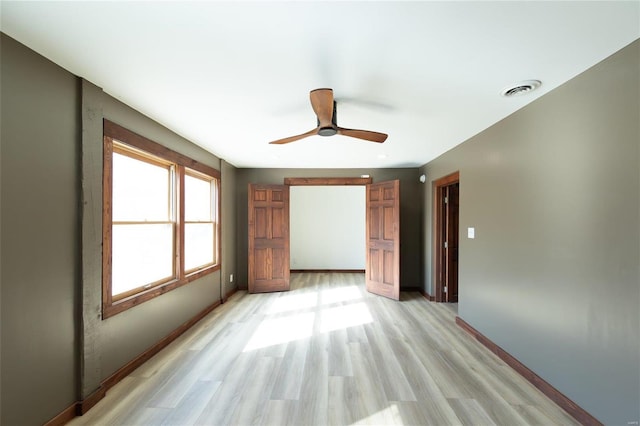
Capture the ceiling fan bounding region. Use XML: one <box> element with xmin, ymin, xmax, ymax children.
<box><xmin>269</xmin><ymin>88</ymin><xmax>388</xmax><ymax>145</ymax></box>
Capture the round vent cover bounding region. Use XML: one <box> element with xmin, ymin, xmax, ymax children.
<box><xmin>501</xmin><ymin>80</ymin><xmax>542</xmax><ymax>97</ymax></box>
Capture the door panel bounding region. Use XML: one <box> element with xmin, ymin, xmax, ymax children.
<box><xmin>254</xmin><ymin>249</ymin><xmax>269</xmax><ymax>280</ymax></box>
<box><xmin>272</xmin><ymin>207</ymin><xmax>285</xmax><ymax>238</ymax></box>
<box><xmin>369</xmin><ymin>249</ymin><xmax>380</xmax><ymax>282</ymax></box>
<box><xmin>383</xmin><ymin>206</ymin><xmax>395</xmax><ymax>240</ymax></box>
<box><xmin>383</xmin><ymin>186</ymin><xmax>395</xmax><ymax>200</ymax></box>
<box><xmin>248</xmin><ymin>184</ymin><xmax>290</xmax><ymax>293</ymax></box>
<box><xmin>366</xmin><ymin>180</ymin><xmax>400</xmax><ymax>300</ymax></box>
<box><xmin>254</xmin><ymin>207</ymin><xmax>267</xmax><ymax>238</ymax></box>
<box><xmin>272</xmin><ymin>248</ymin><xmax>286</xmax><ymax>279</ymax></box>
<box><xmin>254</xmin><ymin>189</ymin><xmax>267</xmax><ymax>201</ymax></box>
<box><xmin>383</xmin><ymin>250</ymin><xmax>394</xmax><ymax>284</ymax></box>
<box><xmin>369</xmin><ymin>207</ymin><xmax>381</xmax><ymax>239</ymax></box>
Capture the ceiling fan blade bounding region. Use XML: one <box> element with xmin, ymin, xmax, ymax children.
<box><xmin>336</xmin><ymin>127</ymin><xmax>388</xmax><ymax>143</ymax></box>
<box><xmin>309</xmin><ymin>88</ymin><xmax>334</xmax><ymax>128</ymax></box>
<box><xmin>268</xmin><ymin>128</ymin><xmax>318</xmax><ymax>145</ymax></box>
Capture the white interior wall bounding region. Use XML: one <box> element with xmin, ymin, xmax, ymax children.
<box><xmin>290</xmin><ymin>186</ymin><xmax>365</xmax><ymax>270</ymax></box>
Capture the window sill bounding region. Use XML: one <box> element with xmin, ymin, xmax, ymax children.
<box><xmin>103</xmin><ymin>263</ymin><xmax>221</xmax><ymax>320</ymax></box>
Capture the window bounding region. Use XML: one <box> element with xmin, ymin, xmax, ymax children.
<box><xmin>184</xmin><ymin>170</ymin><xmax>218</xmax><ymax>272</ymax></box>
<box><xmin>103</xmin><ymin>120</ymin><xmax>220</xmax><ymax>318</ymax></box>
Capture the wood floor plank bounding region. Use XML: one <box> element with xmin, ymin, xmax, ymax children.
<box><xmin>146</xmin><ymin>350</ymin><xmax>203</xmax><ymax>408</ymax></box>
<box><xmin>362</xmin><ymin>323</ymin><xmax>417</xmax><ymax>402</ymax></box>
<box><xmin>128</xmin><ymin>333</ymin><xmax>199</xmax><ymax>380</ymax></box>
<box><xmin>198</xmin><ymin>315</ymin><xmax>262</xmax><ymax>382</ymax></box>
<box><xmin>349</xmin><ymin>341</ymin><xmax>395</xmax><ymax>420</ymax></box>
<box><xmin>260</xmin><ymin>400</ymin><xmax>297</xmax><ymax>426</ymax></box>
<box><xmin>386</xmin><ymin>332</ymin><xmax>463</xmax><ymax>425</ymax></box>
<box><xmin>292</xmin><ymin>331</ymin><xmax>329</xmax><ymax>426</ymax></box>
<box><xmin>448</xmin><ymin>398</ymin><xmax>498</xmax><ymax>426</ymax></box>
<box><xmin>227</xmin><ymin>356</ymin><xmax>282</xmax><ymax>426</ymax></box>
<box><xmin>122</xmin><ymin>407</ymin><xmax>171</xmax><ymax>425</ymax></box>
<box><xmin>270</xmin><ymin>337</ymin><xmax>309</xmax><ymax>400</ymax></box>
<box><xmin>69</xmin><ymin>273</ymin><xmax>579</xmax><ymax>426</ymax></box>
<box><xmin>474</xmin><ymin>398</ymin><xmax>532</xmax><ymax>426</ymax></box>
<box><xmin>327</xmin><ymin>328</ymin><xmax>354</xmax><ymax>377</ymax></box>
<box><xmin>512</xmin><ymin>403</ymin><xmax>579</xmax><ymax>426</ymax></box>
<box><xmin>346</xmin><ymin>323</ymin><xmax>369</xmax><ymax>344</ymax></box>
<box><xmin>394</xmin><ymin>401</ymin><xmax>437</xmax><ymax>426</ymax></box>
<box><xmin>193</xmin><ymin>351</ymin><xmax>258</xmax><ymax>425</ymax></box>
<box><xmin>93</xmin><ymin>376</ymin><xmax>167</xmax><ymax>425</ymax></box>
<box><xmin>469</xmin><ymin>360</ymin><xmax>543</xmax><ymax>406</ymax></box>
<box><xmin>160</xmin><ymin>380</ymin><xmax>221</xmax><ymax>426</ymax></box>
<box><xmin>327</xmin><ymin>376</ymin><xmax>361</xmax><ymax>425</ymax></box>
<box><xmin>69</xmin><ymin>377</ymin><xmax>141</xmax><ymax>425</ymax></box>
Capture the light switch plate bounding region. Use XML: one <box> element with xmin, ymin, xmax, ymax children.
<box><xmin>468</xmin><ymin>227</ymin><xmax>475</xmax><ymax>239</ymax></box>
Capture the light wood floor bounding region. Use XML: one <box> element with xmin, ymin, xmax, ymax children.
<box><xmin>70</xmin><ymin>273</ymin><xmax>578</xmax><ymax>425</ymax></box>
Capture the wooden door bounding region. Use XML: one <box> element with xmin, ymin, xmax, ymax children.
<box><xmin>365</xmin><ymin>180</ymin><xmax>400</xmax><ymax>300</ymax></box>
<box><xmin>248</xmin><ymin>184</ymin><xmax>290</xmax><ymax>293</ymax></box>
<box><xmin>433</xmin><ymin>172</ymin><xmax>459</xmax><ymax>302</ymax></box>
<box><xmin>446</xmin><ymin>183</ymin><xmax>459</xmax><ymax>302</ymax></box>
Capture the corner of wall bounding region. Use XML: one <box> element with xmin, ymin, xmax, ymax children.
<box><xmin>79</xmin><ymin>78</ymin><xmax>105</xmax><ymax>398</ymax></box>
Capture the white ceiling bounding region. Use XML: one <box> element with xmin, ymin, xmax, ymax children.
<box><xmin>2</xmin><ymin>1</ymin><xmax>639</xmax><ymax>169</ymax></box>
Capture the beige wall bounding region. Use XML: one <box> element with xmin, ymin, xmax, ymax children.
<box><xmin>420</xmin><ymin>40</ymin><xmax>640</xmax><ymax>424</ymax></box>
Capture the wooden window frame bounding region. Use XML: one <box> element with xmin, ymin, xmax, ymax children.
<box><xmin>102</xmin><ymin>120</ymin><xmax>221</xmax><ymax>319</ymax></box>
<box><xmin>184</xmin><ymin>168</ymin><xmax>220</xmax><ymax>274</ymax></box>
<box><xmin>110</xmin><ymin>144</ymin><xmax>177</xmax><ymax>303</ymax></box>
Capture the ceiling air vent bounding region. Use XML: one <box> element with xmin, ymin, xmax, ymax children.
<box><xmin>500</xmin><ymin>80</ymin><xmax>541</xmax><ymax>97</ymax></box>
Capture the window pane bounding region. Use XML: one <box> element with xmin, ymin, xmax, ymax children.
<box><xmin>113</xmin><ymin>152</ymin><xmax>170</xmax><ymax>221</ymax></box>
<box><xmin>185</xmin><ymin>174</ymin><xmax>212</xmax><ymax>221</ymax></box>
<box><xmin>112</xmin><ymin>224</ymin><xmax>174</xmax><ymax>296</ymax></box>
<box><xmin>185</xmin><ymin>223</ymin><xmax>214</xmax><ymax>271</ymax></box>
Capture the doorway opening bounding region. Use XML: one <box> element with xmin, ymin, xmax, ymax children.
<box><xmin>433</xmin><ymin>172</ymin><xmax>459</xmax><ymax>303</ymax></box>
<box><xmin>289</xmin><ymin>185</ymin><xmax>365</xmax><ymax>272</ymax></box>
<box><xmin>248</xmin><ymin>177</ymin><xmax>401</xmax><ymax>300</ymax></box>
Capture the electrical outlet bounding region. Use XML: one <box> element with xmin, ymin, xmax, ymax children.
<box><xmin>229</xmin><ymin>274</ymin><xmax>234</xmax><ymax>283</ymax></box>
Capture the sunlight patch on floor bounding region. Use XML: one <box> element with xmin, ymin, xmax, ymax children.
<box><xmin>243</xmin><ymin>312</ymin><xmax>315</xmax><ymax>352</ymax></box>
<box><xmin>320</xmin><ymin>302</ymin><xmax>373</xmax><ymax>333</ymax></box>
<box><xmin>245</xmin><ymin>282</ymin><xmax>372</xmax><ymax>352</ymax></box>
<box><xmin>352</xmin><ymin>403</ymin><xmax>401</xmax><ymax>425</ymax></box>
<box><xmin>320</xmin><ymin>285</ymin><xmax>362</xmax><ymax>305</ymax></box>
<box><xmin>267</xmin><ymin>292</ymin><xmax>318</xmax><ymax>314</ymax></box>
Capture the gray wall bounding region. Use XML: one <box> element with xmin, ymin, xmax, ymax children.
<box><xmin>85</xmin><ymin>83</ymin><xmax>228</xmax><ymax>388</ymax></box>
<box><xmin>420</xmin><ymin>40</ymin><xmax>640</xmax><ymax>424</ymax></box>
<box><xmin>1</xmin><ymin>34</ymin><xmax>239</xmax><ymax>424</ymax></box>
<box><xmin>236</xmin><ymin>168</ymin><xmax>421</xmax><ymax>289</ymax></box>
<box><xmin>1</xmin><ymin>34</ymin><xmax>79</xmax><ymax>425</ymax></box>
<box><xmin>221</xmin><ymin>159</ymin><xmax>238</xmax><ymax>298</ymax></box>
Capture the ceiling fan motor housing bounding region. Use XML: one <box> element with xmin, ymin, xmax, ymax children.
<box><xmin>318</xmin><ymin>127</ymin><xmax>337</xmax><ymax>136</ymax></box>
<box><xmin>317</xmin><ymin>101</ymin><xmax>338</xmax><ymax>136</ymax></box>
